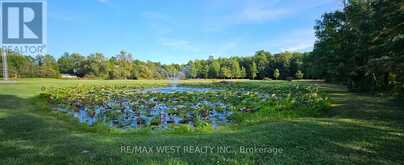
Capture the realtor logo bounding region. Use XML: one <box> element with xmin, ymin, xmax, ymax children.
<box><xmin>1</xmin><ymin>0</ymin><xmax>47</xmax><ymax>45</ymax></box>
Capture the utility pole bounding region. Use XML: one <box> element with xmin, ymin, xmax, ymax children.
<box><xmin>2</xmin><ymin>50</ymin><xmax>8</xmax><ymax>81</ymax></box>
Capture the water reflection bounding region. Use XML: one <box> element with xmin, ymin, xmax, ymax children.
<box><xmin>58</xmin><ymin>87</ymin><xmax>232</xmax><ymax>129</ymax></box>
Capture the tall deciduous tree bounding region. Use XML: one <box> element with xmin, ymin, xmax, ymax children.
<box><xmin>39</xmin><ymin>55</ymin><xmax>59</xmax><ymax>78</ymax></box>
<box><xmin>208</xmin><ymin>60</ymin><xmax>221</xmax><ymax>78</ymax></box>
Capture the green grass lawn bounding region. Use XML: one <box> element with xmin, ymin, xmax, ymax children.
<box><xmin>0</xmin><ymin>79</ymin><xmax>403</xmax><ymax>164</ymax></box>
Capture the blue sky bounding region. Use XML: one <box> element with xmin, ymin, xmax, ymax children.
<box><xmin>47</xmin><ymin>0</ymin><xmax>343</xmax><ymax>64</ymax></box>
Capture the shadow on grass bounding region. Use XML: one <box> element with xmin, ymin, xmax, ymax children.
<box><xmin>324</xmin><ymin>87</ymin><xmax>404</xmax><ymax>128</ymax></box>
<box><xmin>0</xmin><ymin>95</ymin><xmax>124</xmax><ymax>164</ymax></box>
<box><xmin>0</xmin><ymin>95</ymin><xmax>29</xmax><ymax>110</ymax></box>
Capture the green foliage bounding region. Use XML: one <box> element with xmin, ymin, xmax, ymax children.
<box><xmin>57</xmin><ymin>53</ymin><xmax>86</xmax><ymax>76</ymax></box>
<box><xmin>273</xmin><ymin>69</ymin><xmax>280</xmax><ymax>80</ymax></box>
<box><xmin>220</xmin><ymin>66</ymin><xmax>232</xmax><ymax>79</ymax></box>
<box><xmin>38</xmin><ymin>55</ymin><xmax>60</xmax><ymax>78</ymax></box>
<box><xmin>110</xmin><ymin>50</ymin><xmax>133</xmax><ymax>79</ymax></box>
<box><xmin>189</xmin><ymin>62</ymin><xmax>198</xmax><ymax>78</ymax></box>
<box><xmin>0</xmin><ymin>50</ymin><xmax>36</xmax><ymax>78</ymax></box>
<box><xmin>208</xmin><ymin>60</ymin><xmax>221</xmax><ymax>78</ymax></box>
<box><xmin>254</xmin><ymin>50</ymin><xmax>270</xmax><ymax>79</ymax></box>
<box><xmin>170</xmin><ymin>124</ymin><xmax>193</xmax><ymax>134</ymax></box>
<box><xmin>250</xmin><ymin>62</ymin><xmax>258</xmax><ymax>80</ymax></box>
<box><xmin>241</xmin><ymin>67</ymin><xmax>247</xmax><ymax>78</ymax></box>
<box><xmin>2</xmin><ymin>48</ymin><xmax>308</xmax><ymax>81</ymax></box>
<box><xmin>86</xmin><ymin>53</ymin><xmax>110</xmax><ymax>79</ymax></box>
<box><xmin>311</xmin><ymin>0</ymin><xmax>404</xmax><ymax>94</ymax></box>
<box><xmin>295</xmin><ymin>70</ymin><xmax>304</xmax><ymax>79</ymax></box>
<box><xmin>138</xmin><ymin>64</ymin><xmax>154</xmax><ymax>79</ymax></box>
<box><xmin>230</xmin><ymin>58</ymin><xmax>241</xmax><ymax>78</ymax></box>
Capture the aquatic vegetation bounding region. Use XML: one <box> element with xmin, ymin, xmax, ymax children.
<box><xmin>40</xmin><ymin>83</ymin><xmax>330</xmax><ymax>129</ymax></box>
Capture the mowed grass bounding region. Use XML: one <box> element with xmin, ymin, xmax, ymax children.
<box><xmin>0</xmin><ymin>79</ymin><xmax>403</xmax><ymax>164</ymax></box>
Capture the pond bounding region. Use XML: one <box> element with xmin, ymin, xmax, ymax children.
<box><xmin>141</xmin><ymin>86</ymin><xmax>222</xmax><ymax>93</ymax></box>
<box><xmin>43</xmin><ymin>83</ymin><xmax>330</xmax><ymax>130</ymax></box>
<box><xmin>56</xmin><ymin>86</ymin><xmax>232</xmax><ymax>129</ymax></box>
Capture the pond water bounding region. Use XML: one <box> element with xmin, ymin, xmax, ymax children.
<box><xmin>58</xmin><ymin>86</ymin><xmax>232</xmax><ymax>129</ymax></box>
<box><xmin>142</xmin><ymin>86</ymin><xmax>221</xmax><ymax>93</ymax></box>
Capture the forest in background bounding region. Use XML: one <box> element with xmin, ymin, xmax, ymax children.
<box><xmin>1</xmin><ymin>0</ymin><xmax>403</xmax><ymax>95</ymax></box>
<box><xmin>0</xmin><ymin>49</ymin><xmax>308</xmax><ymax>80</ymax></box>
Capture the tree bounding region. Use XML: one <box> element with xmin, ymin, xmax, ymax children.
<box><xmin>38</xmin><ymin>55</ymin><xmax>59</xmax><ymax>78</ymax></box>
<box><xmin>189</xmin><ymin>62</ymin><xmax>198</xmax><ymax>79</ymax></box>
<box><xmin>114</xmin><ymin>50</ymin><xmax>133</xmax><ymax>79</ymax></box>
<box><xmin>201</xmin><ymin>64</ymin><xmax>209</xmax><ymax>79</ymax></box>
<box><xmin>274</xmin><ymin>52</ymin><xmax>292</xmax><ymax>79</ymax></box>
<box><xmin>241</xmin><ymin>67</ymin><xmax>247</xmax><ymax>79</ymax></box>
<box><xmin>295</xmin><ymin>70</ymin><xmax>304</xmax><ymax>79</ymax></box>
<box><xmin>3</xmin><ymin>51</ymin><xmax>35</xmax><ymax>78</ymax></box>
<box><xmin>273</xmin><ymin>68</ymin><xmax>280</xmax><ymax>80</ymax></box>
<box><xmin>230</xmin><ymin>59</ymin><xmax>241</xmax><ymax>79</ymax></box>
<box><xmin>254</xmin><ymin>50</ymin><xmax>270</xmax><ymax>79</ymax></box>
<box><xmin>57</xmin><ymin>53</ymin><xmax>86</xmax><ymax>76</ymax></box>
<box><xmin>208</xmin><ymin>60</ymin><xmax>220</xmax><ymax>78</ymax></box>
<box><xmin>85</xmin><ymin>53</ymin><xmax>109</xmax><ymax>79</ymax></box>
<box><xmin>289</xmin><ymin>52</ymin><xmax>303</xmax><ymax>77</ymax></box>
<box><xmin>138</xmin><ymin>65</ymin><xmax>153</xmax><ymax>79</ymax></box>
<box><xmin>107</xmin><ymin>58</ymin><xmax>120</xmax><ymax>79</ymax></box>
<box><xmin>220</xmin><ymin>67</ymin><xmax>232</xmax><ymax>79</ymax></box>
<box><xmin>250</xmin><ymin>62</ymin><xmax>258</xmax><ymax>80</ymax></box>
<box><xmin>57</xmin><ymin>53</ymin><xmax>74</xmax><ymax>74</ymax></box>
<box><xmin>311</xmin><ymin>0</ymin><xmax>404</xmax><ymax>94</ymax></box>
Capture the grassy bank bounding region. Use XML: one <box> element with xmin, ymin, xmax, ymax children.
<box><xmin>0</xmin><ymin>79</ymin><xmax>403</xmax><ymax>164</ymax></box>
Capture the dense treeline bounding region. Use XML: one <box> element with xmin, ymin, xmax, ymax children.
<box><xmin>307</xmin><ymin>0</ymin><xmax>403</xmax><ymax>94</ymax></box>
<box><xmin>0</xmin><ymin>51</ymin><xmax>60</xmax><ymax>78</ymax></box>
<box><xmin>187</xmin><ymin>51</ymin><xmax>309</xmax><ymax>80</ymax></box>
<box><xmin>0</xmin><ymin>49</ymin><xmax>309</xmax><ymax>80</ymax></box>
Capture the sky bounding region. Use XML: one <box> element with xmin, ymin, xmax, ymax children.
<box><xmin>47</xmin><ymin>0</ymin><xmax>343</xmax><ymax>64</ymax></box>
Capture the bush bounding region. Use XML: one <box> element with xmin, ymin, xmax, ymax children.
<box><xmin>273</xmin><ymin>69</ymin><xmax>280</xmax><ymax>80</ymax></box>
<box><xmin>295</xmin><ymin>70</ymin><xmax>304</xmax><ymax>79</ymax></box>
